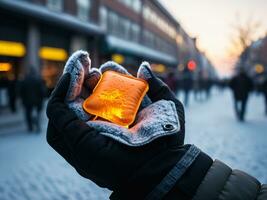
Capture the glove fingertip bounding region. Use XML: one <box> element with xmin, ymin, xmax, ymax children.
<box><xmin>99</xmin><ymin>61</ymin><xmax>129</xmax><ymax>75</ymax></box>
<box><xmin>137</xmin><ymin>61</ymin><xmax>153</xmax><ymax>80</ymax></box>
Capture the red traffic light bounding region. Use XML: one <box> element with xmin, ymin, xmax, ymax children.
<box><xmin>187</xmin><ymin>60</ymin><xmax>197</xmax><ymax>71</ymax></box>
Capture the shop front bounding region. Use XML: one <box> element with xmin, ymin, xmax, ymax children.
<box><xmin>39</xmin><ymin>27</ymin><xmax>70</xmax><ymax>95</ymax></box>
<box><xmin>0</xmin><ymin>12</ymin><xmax>27</xmax><ymax>109</ymax></box>
<box><xmin>101</xmin><ymin>35</ymin><xmax>178</xmax><ymax>76</ymax></box>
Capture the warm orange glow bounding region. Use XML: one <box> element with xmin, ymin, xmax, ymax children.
<box><xmin>39</xmin><ymin>47</ymin><xmax>67</xmax><ymax>61</ymax></box>
<box><xmin>187</xmin><ymin>60</ymin><xmax>197</xmax><ymax>71</ymax></box>
<box><xmin>0</xmin><ymin>63</ymin><xmax>12</xmax><ymax>72</ymax></box>
<box><xmin>0</xmin><ymin>40</ymin><xmax>26</xmax><ymax>57</ymax></box>
<box><xmin>151</xmin><ymin>64</ymin><xmax>166</xmax><ymax>73</ymax></box>
<box><xmin>112</xmin><ymin>54</ymin><xmax>125</xmax><ymax>64</ymax></box>
<box><xmin>83</xmin><ymin>71</ymin><xmax>149</xmax><ymax>126</ymax></box>
<box><xmin>255</xmin><ymin>64</ymin><xmax>264</xmax><ymax>74</ymax></box>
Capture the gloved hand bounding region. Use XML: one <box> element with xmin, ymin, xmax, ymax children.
<box><xmin>46</xmin><ymin>60</ymin><xmax>185</xmax><ymax>194</ymax></box>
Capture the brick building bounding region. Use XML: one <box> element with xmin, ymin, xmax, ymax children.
<box><xmin>0</xmin><ymin>0</ymin><xmax>207</xmax><ymax>96</ymax></box>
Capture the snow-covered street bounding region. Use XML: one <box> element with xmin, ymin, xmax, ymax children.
<box><xmin>185</xmin><ymin>90</ymin><xmax>267</xmax><ymax>183</ymax></box>
<box><xmin>0</xmin><ymin>89</ymin><xmax>266</xmax><ymax>199</ymax></box>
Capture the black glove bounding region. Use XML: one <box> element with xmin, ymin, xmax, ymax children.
<box><xmin>46</xmin><ymin>67</ymin><xmax>186</xmax><ymax>194</ymax></box>
<box><xmin>137</xmin><ymin>62</ymin><xmax>185</xmax><ymax>145</ymax></box>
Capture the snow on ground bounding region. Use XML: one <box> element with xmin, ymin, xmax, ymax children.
<box><xmin>183</xmin><ymin>90</ymin><xmax>267</xmax><ymax>183</ymax></box>
<box><xmin>0</xmin><ymin>89</ymin><xmax>266</xmax><ymax>199</ymax></box>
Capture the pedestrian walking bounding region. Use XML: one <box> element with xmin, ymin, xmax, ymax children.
<box><xmin>7</xmin><ymin>79</ymin><xmax>17</xmax><ymax>113</ymax></box>
<box><xmin>261</xmin><ymin>77</ymin><xmax>267</xmax><ymax>116</ymax></box>
<box><xmin>165</xmin><ymin>72</ymin><xmax>177</xmax><ymax>94</ymax></box>
<box><xmin>182</xmin><ymin>68</ymin><xmax>193</xmax><ymax>106</ymax></box>
<box><xmin>20</xmin><ymin>67</ymin><xmax>46</xmax><ymax>132</ymax></box>
<box><xmin>229</xmin><ymin>69</ymin><xmax>253</xmax><ymax>121</ymax></box>
<box><xmin>47</xmin><ymin>51</ymin><xmax>266</xmax><ymax>200</ymax></box>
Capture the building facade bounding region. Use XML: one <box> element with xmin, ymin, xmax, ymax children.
<box><xmin>0</xmin><ymin>0</ymin><xmax>214</xmax><ymax>100</ymax></box>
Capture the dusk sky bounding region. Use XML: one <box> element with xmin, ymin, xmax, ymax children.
<box><xmin>160</xmin><ymin>0</ymin><xmax>267</xmax><ymax>76</ymax></box>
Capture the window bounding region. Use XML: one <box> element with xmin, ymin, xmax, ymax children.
<box><xmin>144</xmin><ymin>30</ymin><xmax>154</xmax><ymax>48</ymax></box>
<box><xmin>116</xmin><ymin>0</ymin><xmax>142</xmax><ymax>13</ymax></box>
<box><xmin>132</xmin><ymin>0</ymin><xmax>141</xmax><ymax>13</ymax></box>
<box><xmin>120</xmin><ymin>18</ymin><xmax>131</xmax><ymax>39</ymax></box>
<box><xmin>77</xmin><ymin>0</ymin><xmax>91</xmax><ymax>21</ymax></box>
<box><xmin>143</xmin><ymin>5</ymin><xmax>177</xmax><ymax>39</ymax></box>
<box><xmin>131</xmin><ymin>23</ymin><xmax>140</xmax><ymax>42</ymax></box>
<box><xmin>47</xmin><ymin>0</ymin><xmax>63</xmax><ymax>12</ymax></box>
<box><xmin>108</xmin><ymin>12</ymin><xmax>119</xmax><ymax>36</ymax></box>
<box><xmin>124</xmin><ymin>0</ymin><xmax>132</xmax><ymax>7</ymax></box>
<box><xmin>100</xmin><ymin>6</ymin><xmax>108</xmax><ymax>30</ymax></box>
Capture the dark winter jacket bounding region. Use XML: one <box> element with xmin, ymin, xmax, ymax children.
<box><xmin>229</xmin><ymin>72</ymin><xmax>253</xmax><ymax>100</ymax></box>
<box><xmin>20</xmin><ymin>74</ymin><xmax>45</xmax><ymax>109</ymax></box>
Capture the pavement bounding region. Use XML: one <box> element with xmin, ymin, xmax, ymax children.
<box><xmin>0</xmin><ymin>89</ymin><xmax>267</xmax><ymax>200</ymax></box>
<box><xmin>0</xmin><ymin>107</ymin><xmax>24</xmax><ymax>136</ymax></box>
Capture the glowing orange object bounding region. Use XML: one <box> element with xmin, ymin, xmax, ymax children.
<box><xmin>83</xmin><ymin>71</ymin><xmax>149</xmax><ymax>126</ymax></box>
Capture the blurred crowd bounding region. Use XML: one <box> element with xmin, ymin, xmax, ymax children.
<box><xmin>0</xmin><ymin>67</ymin><xmax>46</xmax><ymax>133</ymax></box>
<box><xmin>162</xmin><ymin>68</ymin><xmax>267</xmax><ymax>122</ymax></box>
<box><xmin>1</xmin><ymin>65</ymin><xmax>267</xmax><ymax>134</ymax></box>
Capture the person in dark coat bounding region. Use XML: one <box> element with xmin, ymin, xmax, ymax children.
<box><xmin>47</xmin><ymin>67</ymin><xmax>266</xmax><ymax>200</ymax></box>
<box><xmin>229</xmin><ymin>69</ymin><xmax>253</xmax><ymax>121</ymax></box>
<box><xmin>182</xmin><ymin>68</ymin><xmax>193</xmax><ymax>107</ymax></box>
<box><xmin>20</xmin><ymin>67</ymin><xmax>45</xmax><ymax>132</ymax></box>
<box><xmin>261</xmin><ymin>78</ymin><xmax>267</xmax><ymax>116</ymax></box>
<box><xmin>165</xmin><ymin>72</ymin><xmax>177</xmax><ymax>94</ymax></box>
<box><xmin>7</xmin><ymin>79</ymin><xmax>18</xmax><ymax>113</ymax></box>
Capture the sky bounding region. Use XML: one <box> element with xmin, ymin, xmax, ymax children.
<box><xmin>160</xmin><ymin>0</ymin><xmax>267</xmax><ymax>76</ymax></box>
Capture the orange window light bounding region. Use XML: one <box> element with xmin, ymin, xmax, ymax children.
<box><xmin>0</xmin><ymin>63</ymin><xmax>12</xmax><ymax>72</ymax></box>
<box><xmin>83</xmin><ymin>71</ymin><xmax>149</xmax><ymax>126</ymax></box>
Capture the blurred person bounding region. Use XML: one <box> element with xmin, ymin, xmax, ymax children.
<box><xmin>194</xmin><ymin>77</ymin><xmax>206</xmax><ymax>102</ymax></box>
<box><xmin>7</xmin><ymin>79</ymin><xmax>17</xmax><ymax>113</ymax></box>
<box><xmin>0</xmin><ymin>77</ymin><xmax>8</xmax><ymax>110</ymax></box>
<box><xmin>20</xmin><ymin>67</ymin><xmax>46</xmax><ymax>132</ymax></box>
<box><xmin>229</xmin><ymin>69</ymin><xmax>253</xmax><ymax>121</ymax></box>
<box><xmin>261</xmin><ymin>77</ymin><xmax>267</xmax><ymax>116</ymax></box>
<box><xmin>46</xmin><ymin>52</ymin><xmax>266</xmax><ymax>200</ymax></box>
<box><xmin>204</xmin><ymin>79</ymin><xmax>212</xmax><ymax>99</ymax></box>
<box><xmin>182</xmin><ymin>67</ymin><xmax>193</xmax><ymax>106</ymax></box>
<box><xmin>165</xmin><ymin>72</ymin><xmax>177</xmax><ymax>94</ymax></box>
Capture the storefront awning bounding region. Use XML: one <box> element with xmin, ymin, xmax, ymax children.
<box><xmin>105</xmin><ymin>36</ymin><xmax>178</xmax><ymax>66</ymax></box>
<box><xmin>0</xmin><ymin>40</ymin><xmax>26</xmax><ymax>57</ymax></box>
<box><xmin>0</xmin><ymin>0</ymin><xmax>104</xmax><ymax>36</ymax></box>
<box><xmin>39</xmin><ymin>47</ymin><xmax>68</xmax><ymax>61</ymax></box>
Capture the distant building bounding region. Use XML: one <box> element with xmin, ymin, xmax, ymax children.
<box><xmin>0</xmin><ymin>0</ymin><xmax>214</xmax><ymax>94</ymax></box>
<box><xmin>237</xmin><ymin>35</ymin><xmax>267</xmax><ymax>83</ymax></box>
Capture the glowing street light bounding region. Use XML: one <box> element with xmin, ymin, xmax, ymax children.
<box><xmin>187</xmin><ymin>60</ymin><xmax>197</xmax><ymax>71</ymax></box>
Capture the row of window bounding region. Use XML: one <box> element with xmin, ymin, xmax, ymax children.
<box><xmin>100</xmin><ymin>7</ymin><xmax>176</xmax><ymax>56</ymax></box>
<box><xmin>116</xmin><ymin>0</ymin><xmax>142</xmax><ymax>13</ymax></box>
<box><xmin>45</xmin><ymin>1</ymin><xmax>176</xmax><ymax>56</ymax></box>
<box><xmin>143</xmin><ymin>30</ymin><xmax>176</xmax><ymax>56</ymax></box>
<box><xmin>100</xmin><ymin>7</ymin><xmax>140</xmax><ymax>43</ymax></box>
<box><xmin>46</xmin><ymin>0</ymin><xmax>177</xmax><ymax>43</ymax></box>
<box><xmin>47</xmin><ymin>0</ymin><xmax>91</xmax><ymax>21</ymax></box>
<box><xmin>143</xmin><ymin>5</ymin><xmax>177</xmax><ymax>39</ymax></box>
